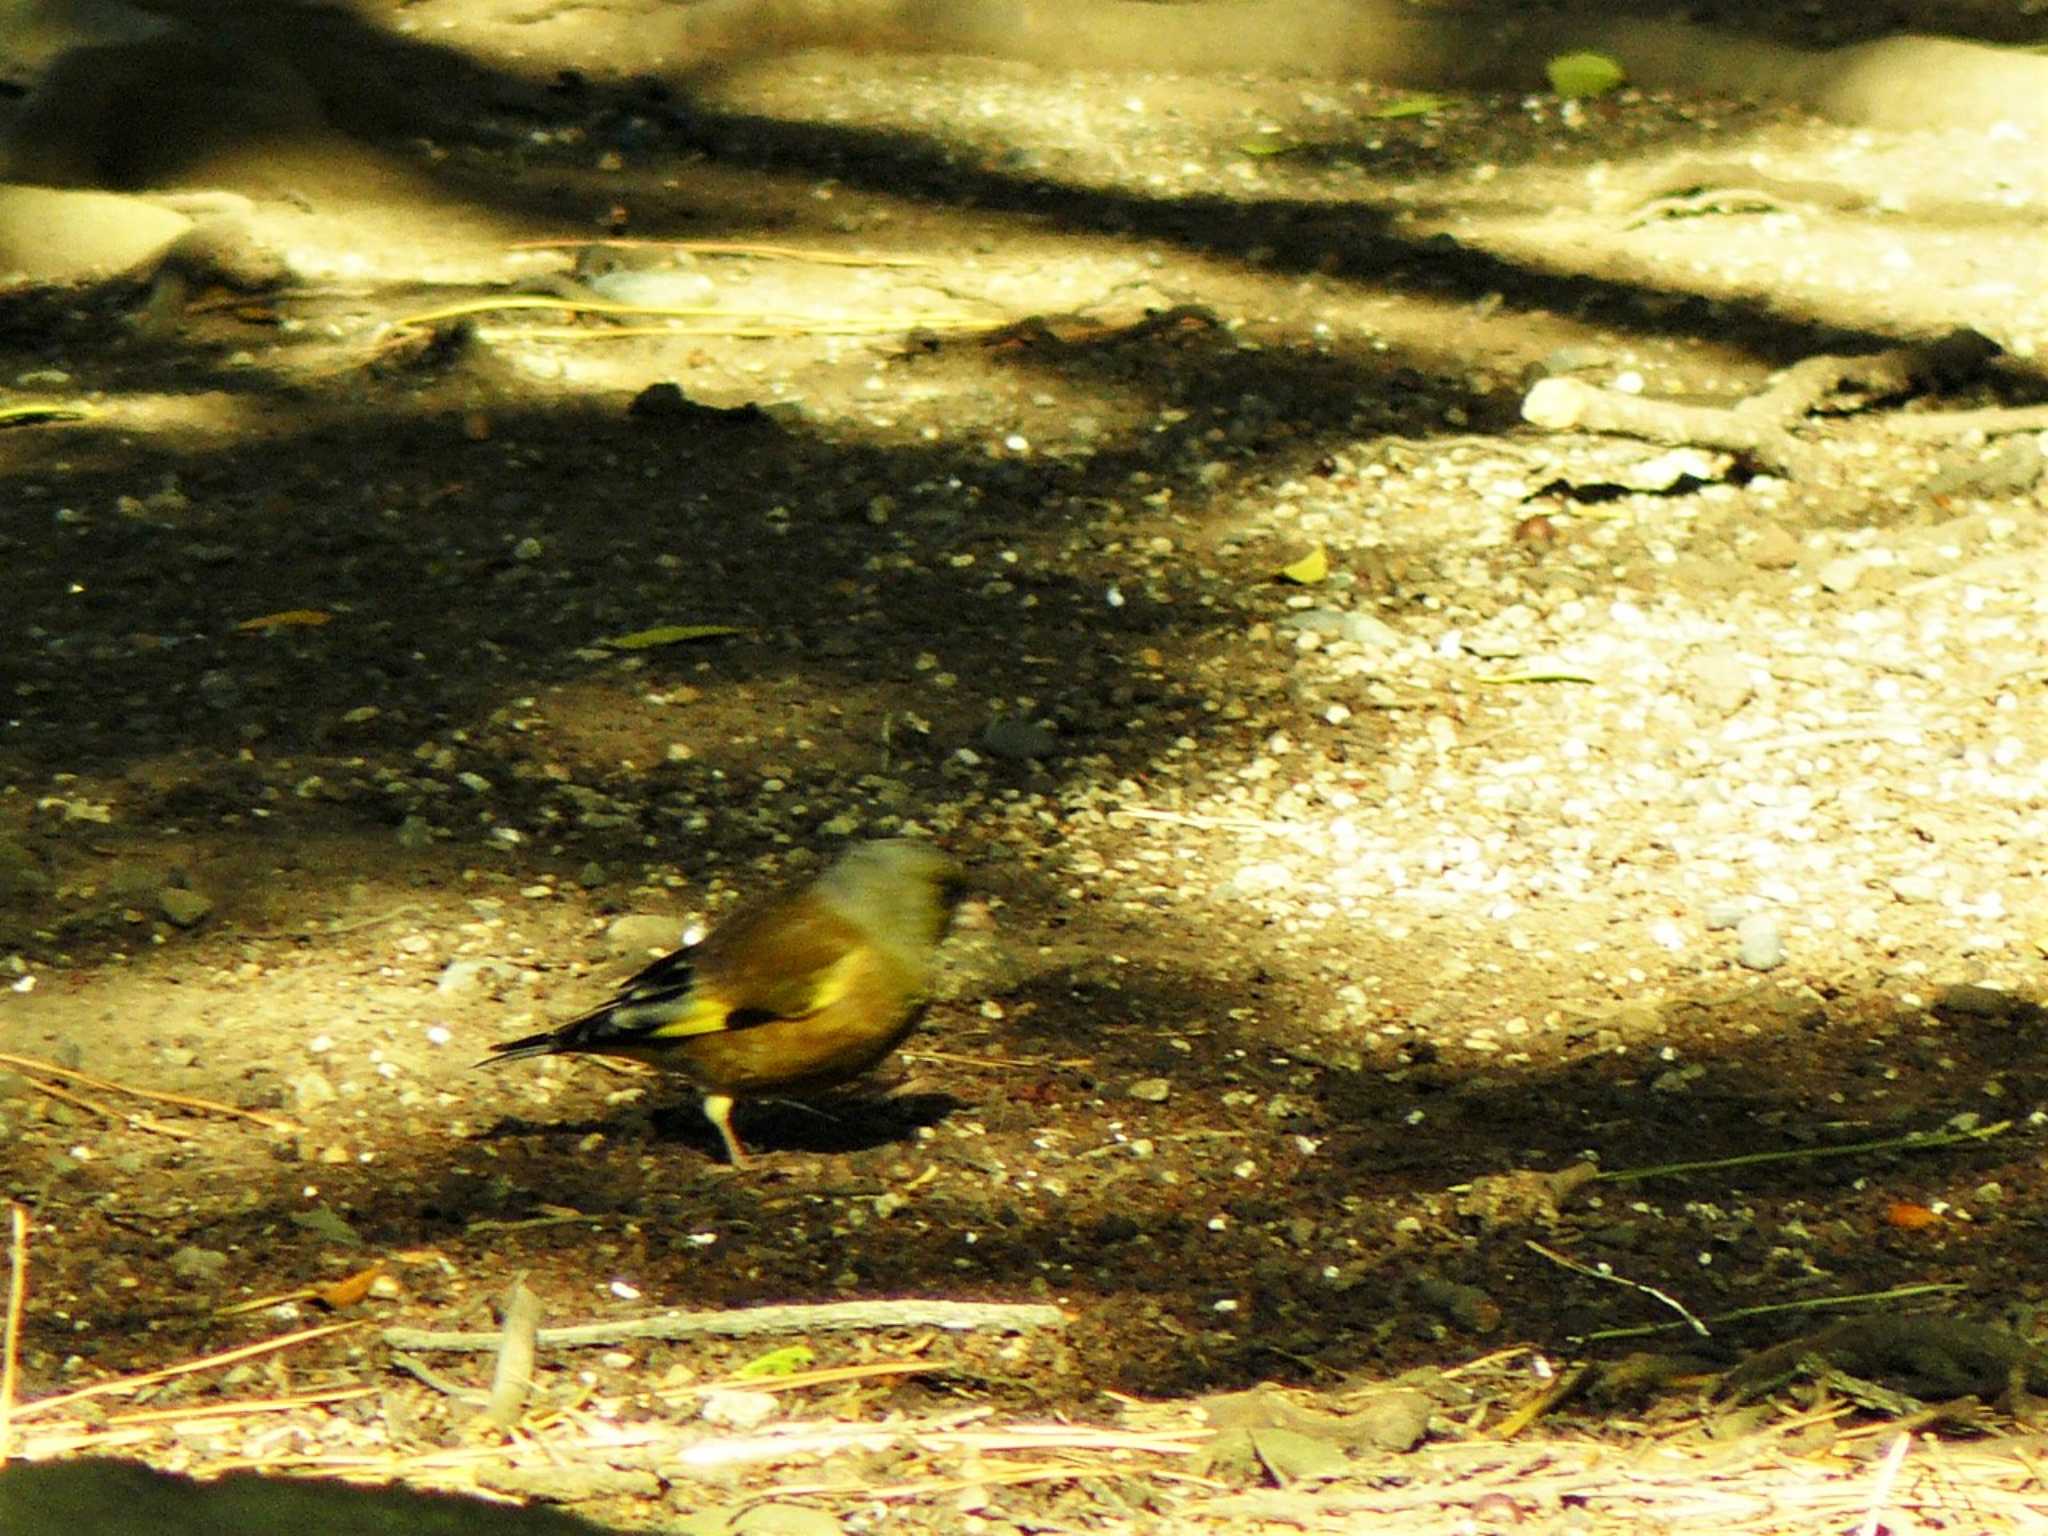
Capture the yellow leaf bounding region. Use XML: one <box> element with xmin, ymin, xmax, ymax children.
<box><xmin>239</xmin><ymin>609</ymin><xmax>333</xmax><ymax>631</ymax></box>
<box><xmin>605</xmin><ymin>624</ymin><xmax>745</xmax><ymax>649</ymax></box>
<box><xmin>1276</xmin><ymin>547</ymin><xmax>1328</xmax><ymax>585</ymax></box>
<box><xmin>1547</xmin><ymin>52</ymin><xmax>1626</xmax><ymax>100</ymax></box>
<box><xmin>736</xmin><ymin>1345</ymin><xmax>815</xmax><ymax>1378</ymax></box>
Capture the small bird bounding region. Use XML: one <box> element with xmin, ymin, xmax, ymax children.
<box><xmin>483</xmin><ymin>839</ymin><xmax>966</xmax><ymax>1165</ymax></box>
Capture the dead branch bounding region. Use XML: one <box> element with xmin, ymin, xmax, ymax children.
<box><xmin>383</xmin><ymin>1298</ymin><xmax>1067</xmax><ymax>1353</ymax></box>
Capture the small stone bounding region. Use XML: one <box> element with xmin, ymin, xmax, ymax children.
<box><xmin>291</xmin><ymin>1071</ymin><xmax>339</xmax><ymax>1112</ymax></box>
<box><xmin>606</xmin><ymin>914</ymin><xmax>685</xmax><ymax>957</ymax></box>
<box><xmin>1681</xmin><ymin>652</ymin><xmax>1754</xmax><ymax>716</ymax></box>
<box><xmin>1817</xmin><ymin>556</ymin><xmax>1863</xmax><ymax>594</ymax></box>
<box><xmin>158</xmin><ymin>887</ymin><xmax>213</xmax><ymax>928</ymax></box>
<box><xmin>169</xmin><ymin>1246</ymin><xmax>229</xmax><ymax>1284</ymax></box>
<box><xmin>1348</xmin><ymin>1386</ymin><xmax>1433</xmax><ymax>1452</ymax></box>
<box><xmin>1889</xmin><ymin>874</ymin><xmax>1940</xmax><ymax>904</ymax></box>
<box><xmin>1128</xmin><ymin>1077</ymin><xmax>1173</xmax><ymax>1103</ymax></box>
<box><xmin>1462</xmin><ymin>632</ymin><xmax>1524</xmax><ymax>661</ymax></box>
<box><xmin>1736</xmin><ymin>914</ymin><xmax>1785</xmax><ymax>971</ymax></box>
<box><xmin>1750</xmin><ymin>524</ymin><xmax>1800</xmax><ymax>570</ymax></box>
<box><xmin>1701</xmin><ymin>901</ymin><xmax>1745</xmax><ymax>932</ymax></box>
<box><xmin>699</xmin><ymin>1389</ymin><xmax>780</xmax><ymax>1430</ymax></box>
<box><xmin>290</xmin><ymin>1207</ymin><xmax>363</xmax><ymax>1246</ymax></box>
<box><xmin>437</xmin><ymin>958</ymin><xmax>513</xmax><ymax>997</ymax></box>
<box><xmin>982</xmin><ymin>716</ymin><xmax>1057</xmax><ymax>761</ymax></box>
<box><xmin>1933</xmin><ymin>983</ymin><xmax>2030</xmax><ymax>1021</ymax></box>
<box><xmin>1249</xmin><ymin>1426</ymin><xmax>1350</xmax><ymax>1483</ymax></box>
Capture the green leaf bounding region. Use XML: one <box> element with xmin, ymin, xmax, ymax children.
<box><xmin>1371</xmin><ymin>94</ymin><xmax>1451</xmax><ymax>120</ymax></box>
<box><xmin>1238</xmin><ymin>130</ymin><xmax>1303</xmax><ymax>157</ymax></box>
<box><xmin>1547</xmin><ymin>52</ymin><xmax>1626</xmax><ymax>100</ymax></box>
<box><xmin>735</xmin><ymin>1345</ymin><xmax>815</xmax><ymax>1378</ymax></box>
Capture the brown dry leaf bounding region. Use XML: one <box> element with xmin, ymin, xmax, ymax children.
<box><xmin>314</xmin><ymin>1264</ymin><xmax>386</xmax><ymax>1309</ymax></box>
<box><xmin>1885</xmin><ymin>1201</ymin><xmax>1940</xmax><ymax>1230</ymax></box>
<box><xmin>238</xmin><ymin>609</ymin><xmax>333</xmax><ymax>631</ymax></box>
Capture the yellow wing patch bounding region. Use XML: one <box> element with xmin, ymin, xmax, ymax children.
<box><xmin>635</xmin><ymin>994</ymin><xmax>737</xmax><ymax>1042</ymax></box>
<box><xmin>640</xmin><ymin>951</ymin><xmax>865</xmax><ymax>1041</ymax></box>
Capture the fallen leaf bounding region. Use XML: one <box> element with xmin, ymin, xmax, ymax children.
<box><xmin>315</xmin><ymin>1264</ymin><xmax>385</xmax><ymax>1308</ymax></box>
<box><xmin>1371</xmin><ymin>94</ymin><xmax>1451</xmax><ymax>119</ymax></box>
<box><xmin>1547</xmin><ymin>52</ymin><xmax>1626</xmax><ymax>100</ymax></box>
<box><xmin>1276</xmin><ymin>547</ymin><xmax>1328</xmax><ymax>585</ymax></box>
<box><xmin>605</xmin><ymin>624</ymin><xmax>746</xmax><ymax>649</ymax></box>
<box><xmin>239</xmin><ymin>609</ymin><xmax>333</xmax><ymax>631</ymax></box>
<box><xmin>736</xmin><ymin>1345</ymin><xmax>815</xmax><ymax>1378</ymax></box>
<box><xmin>1885</xmin><ymin>1201</ymin><xmax>1940</xmax><ymax>1230</ymax></box>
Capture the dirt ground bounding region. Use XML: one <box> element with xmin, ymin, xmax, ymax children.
<box><xmin>3</xmin><ymin>0</ymin><xmax>2048</xmax><ymax>1530</ymax></box>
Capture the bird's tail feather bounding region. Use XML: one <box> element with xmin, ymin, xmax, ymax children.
<box><xmin>476</xmin><ymin>1031</ymin><xmax>560</xmax><ymax>1066</ymax></box>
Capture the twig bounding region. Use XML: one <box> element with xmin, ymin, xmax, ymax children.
<box><xmin>0</xmin><ymin>1052</ymin><xmax>302</xmax><ymax>1133</ymax></box>
<box><xmin>507</xmin><ymin>237</ymin><xmax>936</xmax><ymax>267</ymax></box>
<box><xmin>1576</xmin><ymin>1281</ymin><xmax>1966</xmax><ymax>1344</ymax></box>
<box><xmin>1472</xmin><ymin>671</ymin><xmax>1597</xmax><ymax>687</ymax></box>
<box><xmin>1592</xmin><ymin>1120</ymin><xmax>2010</xmax><ymax>1184</ymax></box>
<box><xmin>104</xmin><ymin>1385</ymin><xmax>379</xmax><ymax>1425</ymax></box>
<box><xmin>15</xmin><ymin>1075</ymin><xmax>199</xmax><ymax>1140</ymax></box>
<box><xmin>1112</xmin><ymin>807</ymin><xmax>1305</xmax><ymax>834</ymax></box>
<box><xmin>390</xmin><ymin>1351</ymin><xmax>486</xmax><ymax>1404</ymax></box>
<box><xmin>383</xmin><ymin>1299</ymin><xmax>1067</xmax><ymax>1353</ymax></box>
<box><xmin>465</xmin><ymin>1213</ymin><xmax>609</xmax><ymax>1235</ymax></box>
<box><xmin>658</xmin><ymin>1358</ymin><xmax>949</xmax><ymax>1400</ymax></box>
<box><xmin>386</xmin><ymin>295</ymin><xmax>984</xmax><ymax>336</ymax></box>
<box><xmin>0</xmin><ymin>1205</ymin><xmax>27</xmax><ymax>1461</ymax></box>
<box><xmin>1494</xmin><ymin>1361</ymin><xmax>1595</xmax><ymax>1439</ymax></box>
<box><xmin>900</xmin><ymin>1049</ymin><xmax>1061</xmax><ymax>1071</ymax></box>
<box><xmin>782</xmin><ymin>1462</ymin><xmax>1191</xmax><ymax>1502</ymax></box>
<box><xmin>11</xmin><ymin>1321</ymin><xmax>363</xmax><ymax>1420</ymax></box>
<box><xmin>1526</xmin><ymin>1241</ymin><xmax>1708</xmax><ymax>1336</ymax></box>
<box><xmin>479</xmin><ymin>1277</ymin><xmax>542</xmax><ymax>1431</ymax></box>
<box><xmin>1858</xmin><ymin>1432</ymin><xmax>1912</xmax><ymax>1536</ymax></box>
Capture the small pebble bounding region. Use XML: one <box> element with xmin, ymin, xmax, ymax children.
<box><xmin>158</xmin><ymin>887</ymin><xmax>213</xmax><ymax>928</ymax></box>
<box><xmin>606</xmin><ymin>914</ymin><xmax>686</xmax><ymax>956</ymax></box>
<box><xmin>1817</xmin><ymin>556</ymin><xmax>1863</xmax><ymax>594</ymax></box>
<box><xmin>699</xmin><ymin>1389</ymin><xmax>780</xmax><ymax>1430</ymax></box>
<box><xmin>982</xmin><ymin>716</ymin><xmax>1057</xmax><ymax>761</ymax></box>
<box><xmin>1736</xmin><ymin>914</ymin><xmax>1785</xmax><ymax>971</ymax></box>
<box><xmin>1701</xmin><ymin>901</ymin><xmax>1745</xmax><ymax>932</ymax></box>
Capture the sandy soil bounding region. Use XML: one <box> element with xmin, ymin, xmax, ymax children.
<box><xmin>2</xmin><ymin>0</ymin><xmax>2047</xmax><ymax>1530</ymax></box>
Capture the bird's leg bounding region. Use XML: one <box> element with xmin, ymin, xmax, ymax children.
<box><xmin>702</xmin><ymin>1092</ymin><xmax>747</xmax><ymax>1166</ymax></box>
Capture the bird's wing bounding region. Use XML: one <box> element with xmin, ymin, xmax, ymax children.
<box><xmin>483</xmin><ymin>887</ymin><xmax>885</xmax><ymax>1066</ymax></box>
<box><xmin>680</xmin><ymin>900</ymin><xmax>872</xmax><ymax>1029</ymax></box>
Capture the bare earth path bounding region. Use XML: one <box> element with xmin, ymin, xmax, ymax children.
<box><xmin>1</xmin><ymin>0</ymin><xmax>2047</xmax><ymax>1529</ymax></box>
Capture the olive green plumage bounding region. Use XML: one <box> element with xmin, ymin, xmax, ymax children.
<box><xmin>485</xmin><ymin>840</ymin><xmax>966</xmax><ymax>1164</ymax></box>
